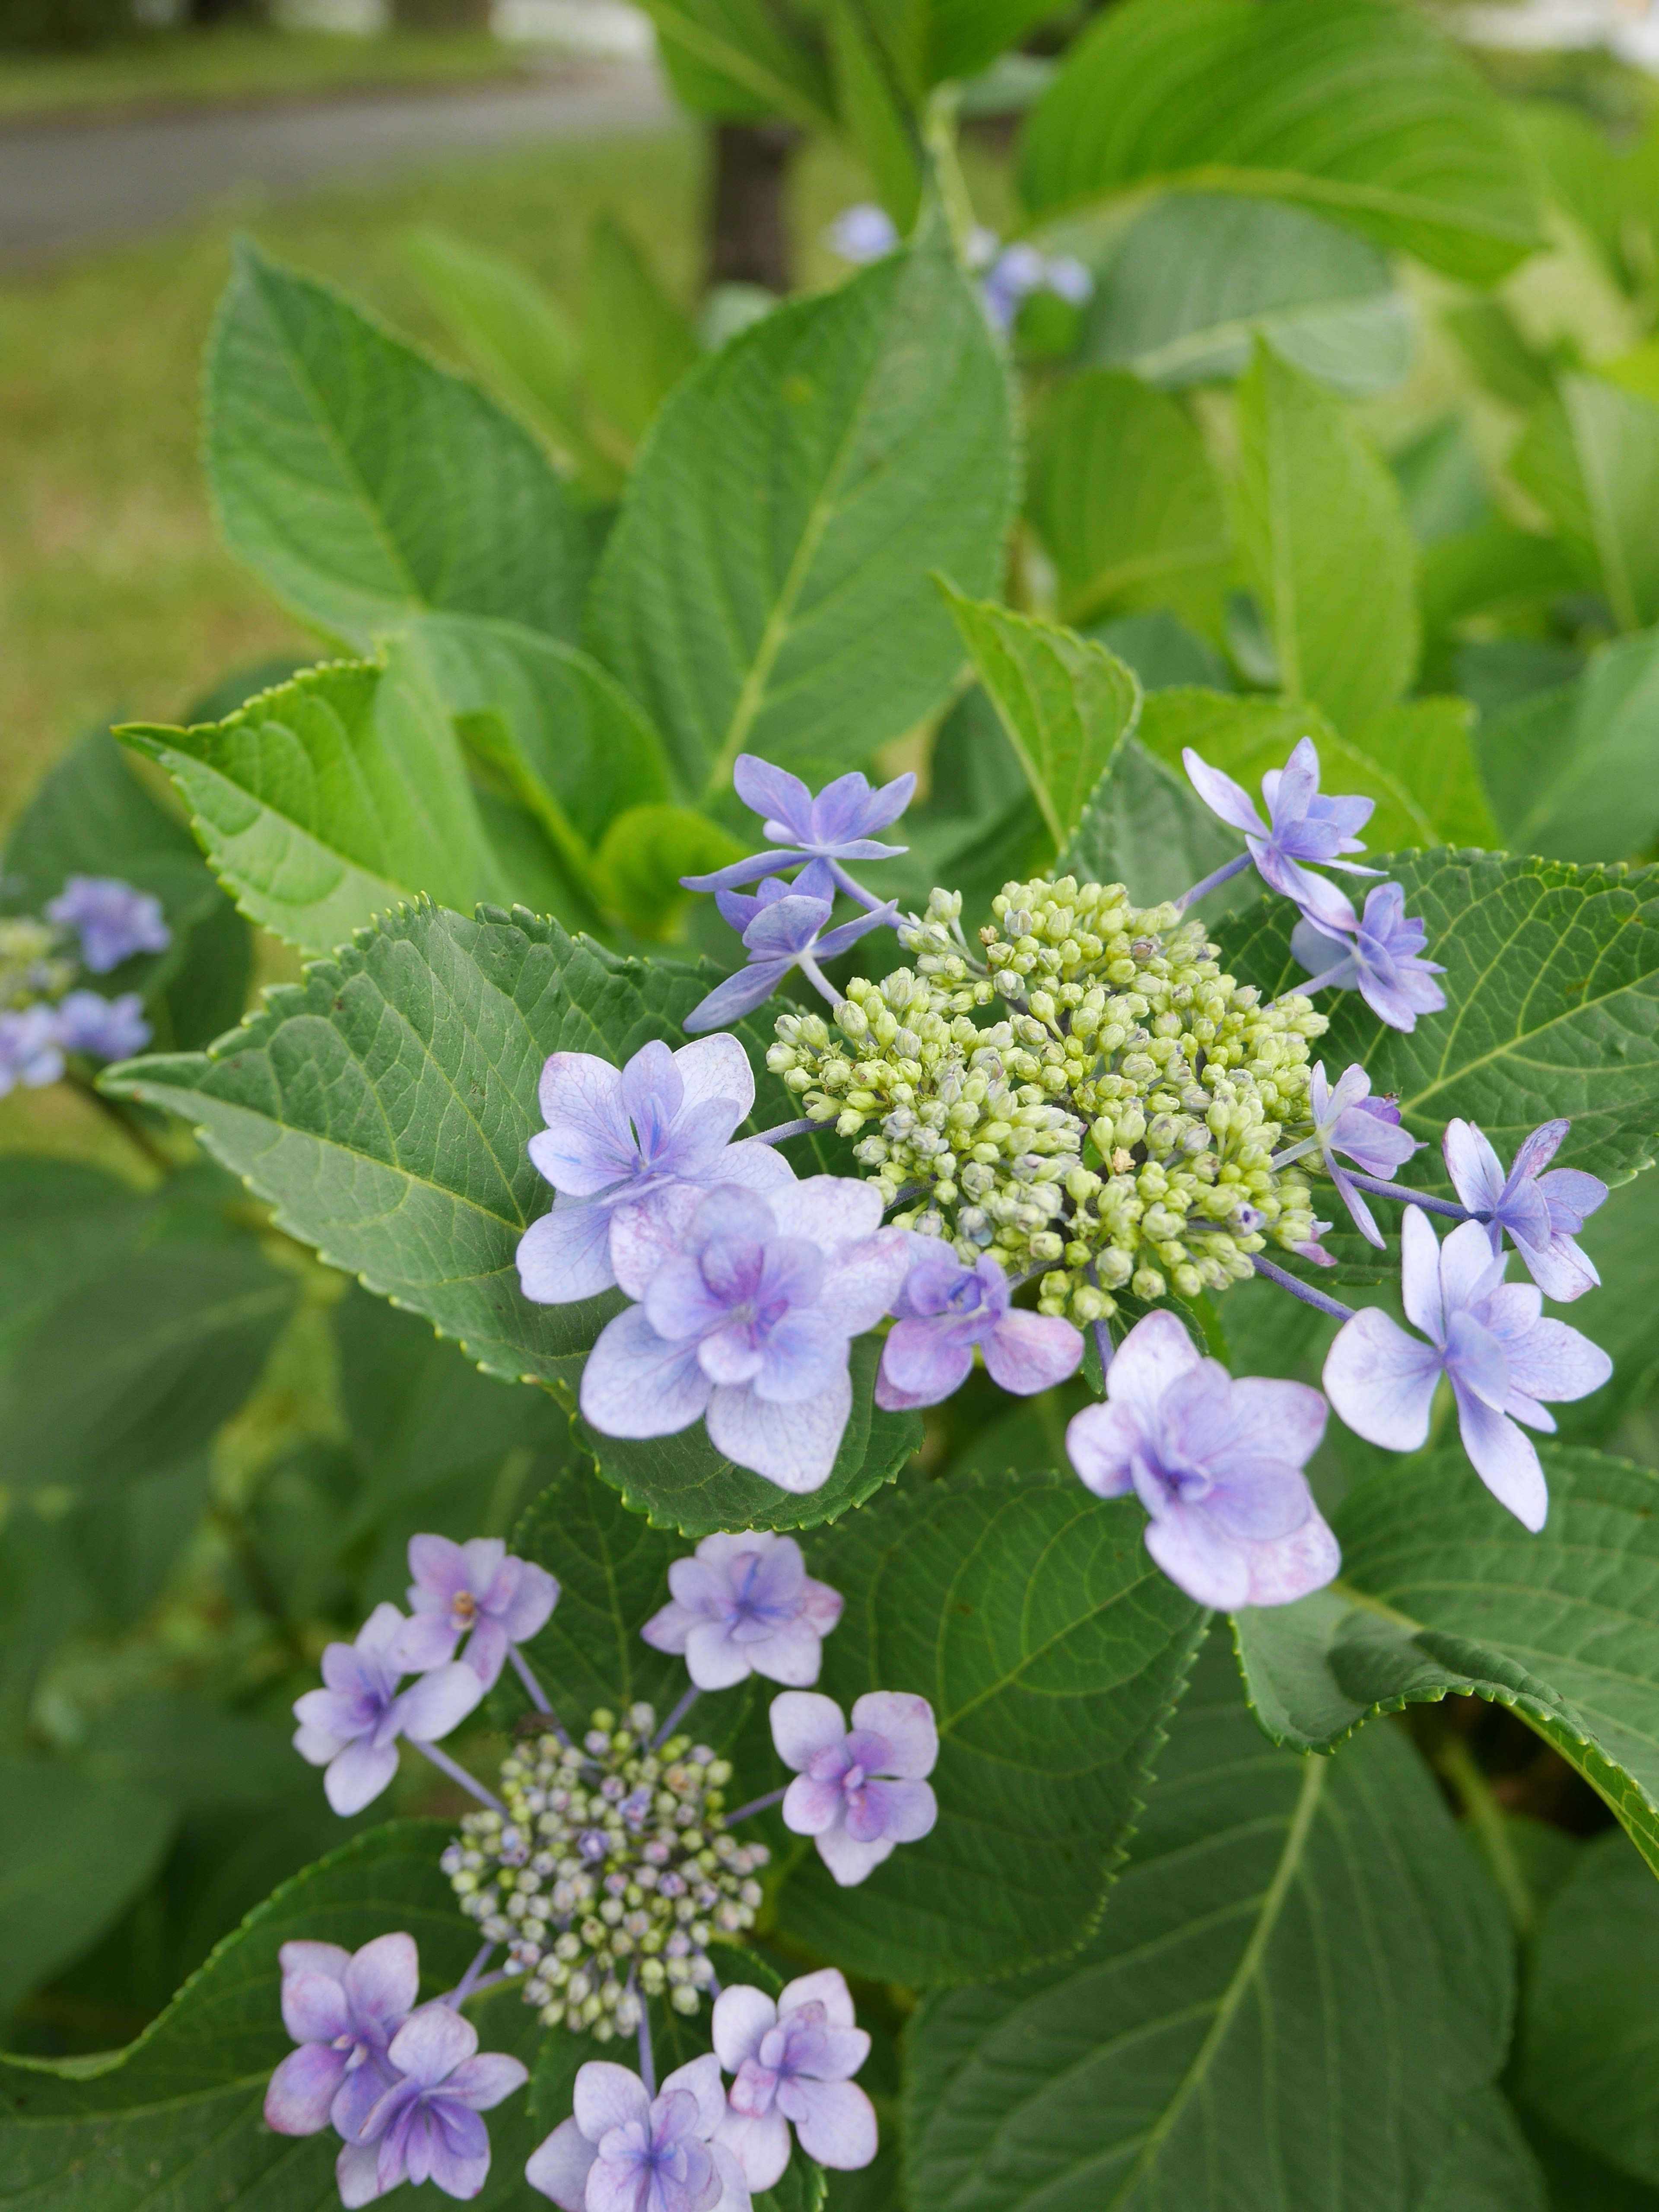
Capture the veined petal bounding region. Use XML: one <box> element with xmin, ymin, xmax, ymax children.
<box><xmin>769</xmin><ymin>1690</ymin><xmax>847</xmax><ymax>1772</ymax></box>
<box><xmin>683</xmin><ymin>960</ymin><xmax>795</xmax><ymax>1036</ymax></box>
<box><xmin>1323</xmin><ymin>1307</ymin><xmax>1442</xmax><ymax>1452</ymax></box>
<box><xmin>1106</xmin><ymin>1309</ymin><xmax>1200</xmax><ymax>1428</ymax></box>
<box><xmin>1503</xmin><ymin>1316</ymin><xmax>1612</xmax><ymax>1405</ymax></box>
<box><xmin>876</xmin><ymin>1317</ymin><xmax>976</xmax><ymax>1410</ymax></box>
<box><xmin>776</xmin><ymin>2077</ymin><xmax>878</xmax><ymax>2172</ymax></box>
<box><xmin>1399</xmin><ymin>1205</ymin><xmax>1444</xmax><ymax>1341</ymax></box>
<box><xmin>1144</xmin><ymin>1500</ymin><xmax>1251</xmax><ymax>1610</ymax></box>
<box><xmin>1452</xmin><ymin>1390</ymin><xmax>1549</xmax><ymax>1531</ymax></box>
<box><xmin>767</xmin><ymin>1176</ymin><xmax>885</xmax><ymax>1250</ymax></box>
<box><xmin>814</xmin><ymin>1824</ymin><xmax>894</xmax><ymax>1887</ymax></box>
<box><xmin>265</xmin><ymin>2043</ymin><xmax>348</xmax><ymax>2134</ymax></box>
<box><xmin>706</xmin><ymin>1373</ymin><xmax>852</xmax><ymax>1492</ymax></box>
<box><xmin>1241</xmin><ymin>1508</ymin><xmax>1341</xmax><ymax>1607</ymax></box>
<box><xmin>395</xmin><ymin>1662</ymin><xmax>484</xmax><ymax>1746</ymax></box>
<box><xmin>534</xmin><ymin>1055</ymin><xmax>635</xmax><ymax>1195</ymax></box>
<box><xmin>712</xmin><ymin>1984</ymin><xmax>779</xmax><ymax>2075</ymax></box>
<box><xmin>1065</xmin><ymin>1399</ymin><xmax>1142</xmax><ymax>1499</ymax></box>
<box><xmin>1183</xmin><ymin>749</ymin><xmax>1266</xmax><ymax>837</ymax></box>
<box><xmin>573</xmin><ymin>2061</ymin><xmax>652</xmax><ymax>2143</ymax></box>
<box><xmin>517</xmin><ymin>1198</ymin><xmax>617</xmax><ymax>1306</ymax></box>
<box><xmin>734</xmin><ymin>755</ymin><xmax>815</xmax><ymax>842</ymax></box>
<box><xmin>982</xmin><ymin>1310</ymin><xmax>1084</xmax><ymax>1395</ymax></box>
<box><xmin>525</xmin><ymin>2117</ymin><xmax>598</xmax><ymax>2210</ymax></box>
<box><xmin>849</xmin><ymin>1691</ymin><xmax>938</xmax><ymax>1779</ymax></box>
<box><xmin>581</xmin><ymin>1307</ymin><xmax>712</xmax><ymax>1439</ymax></box>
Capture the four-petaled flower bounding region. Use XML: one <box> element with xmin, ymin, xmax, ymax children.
<box><xmin>579</xmin><ymin>1182</ymin><xmax>909</xmax><ymax>1494</ymax></box>
<box><xmin>517</xmin><ymin>1037</ymin><xmax>795</xmax><ymax>1308</ymax></box>
<box><xmin>1065</xmin><ymin>1310</ymin><xmax>1339</xmax><ymax>1609</ymax></box>
<box><xmin>682</xmin><ymin>756</ymin><xmax>915</xmax><ymax>905</ymax></box>
<box><xmin>264</xmin><ymin>1933</ymin><xmax>416</xmax><ymax>2149</ymax></box>
<box><xmin>292</xmin><ymin>1603</ymin><xmax>484</xmax><ymax>1815</ymax></box>
<box><xmin>526</xmin><ymin>2055</ymin><xmax>750</xmax><ymax>2212</ymax></box>
<box><xmin>1276</xmin><ymin>1062</ymin><xmax>1422</xmax><ymax>1249</ymax></box>
<box><xmin>45</xmin><ymin>873</ymin><xmax>170</xmax><ymax>972</ymax></box>
<box><xmin>683</xmin><ymin>887</ymin><xmax>897</xmax><ymax>1037</ymax></box>
<box><xmin>1323</xmin><ymin>1209</ymin><xmax>1612</xmax><ymax>1532</ymax></box>
<box><xmin>712</xmin><ymin>1970</ymin><xmax>877</xmax><ymax>2186</ymax></box>
<box><xmin>875</xmin><ymin>1236</ymin><xmax>1083</xmax><ymax>1410</ymax></box>
<box><xmin>642</xmin><ymin>1531</ymin><xmax>842</xmax><ymax>1689</ymax></box>
<box><xmin>1183</xmin><ymin>737</ymin><xmax>1376</xmax><ymax>927</ymax></box>
<box><xmin>52</xmin><ymin>988</ymin><xmax>151</xmax><ymax>1062</ymax></box>
<box><xmin>1444</xmin><ymin>1117</ymin><xmax>1607</xmax><ymax>1303</ymax></box>
<box><xmin>1291</xmin><ymin>882</ymin><xmax>1447</xmax><ymax>1033</ymax></box>
<box><xmin>347</xmin><ymin>2001</ymin><xmax>528</xmax><ymax>2206</ymax></box>
<box><xmin>0</xmin><ymin>1005</ymin><xmax>64</xmax><ymax>1096</ymax></box>
<box><xmin>397</xmin><ymin>1535</ymin><xmax>560</xmax><ymax>1688</ymax></box>
<box><xmin>771</xmin><ymin>1689</ymin><xmax>938</xmax><ymax>1886</ymax></box>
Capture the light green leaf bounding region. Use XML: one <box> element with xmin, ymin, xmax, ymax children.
<box><xmin>583</xmin><ymin>215</ymin><xmax>700</xmax><ymax>453</ymax></box>
<box><xmin>205</xmin><ymin>238</ymin><xmax>585</xmax><ymax>651</ymax></box>
<box><xmin>1217</xmin><ymin>849</ymin><xmax>1659</xmax><ymax>1183</ymax></box>
<box><xmin>827</xmin><ymin>0</ymin><xmax>922</xmax><ymax>229</ymax></box>
<box><xmin>921</xmin><ymin>0</ymin><xmax>1072</xmax><ymax>85</ymax></box>
<box><xmin>1549</xmin><ymin>1165</ymin><xmax>1659</xmax><ymax>1444</ymax></box>
<box><xmin>904</xmin><ymin>1634</ymin><xmax>1515</xmax><ymax>2212</ymax></box>
<box><xmin>1443</xmin><ymin>297</ymin><xmax>1556</xmax><ymax>410</ymax></box>
<box><xmin>80</xmin><ymin>1692</ymin><xmax>300</xmax><ymax>1818</ymax></box>
<box><xmin>1085</xmin><ymin>191</ymin><xmax>1412</xmax><ymax>396</ymax></box>
<box><xmin>1349</xmin><ymin>695</ymin><xmax>1500</xmax><ymax>848</ymax></box>
<box><xmin>638</xmin><ymin>0</ymin><xmax>836</xmax><ymax>127</ymax></box>
<box><xmin>577</xmin><ymin>1335</ymin><xmax>921</xmax><ymax>1538</ymax></box>
<box><xmin>1233</xmin><ymin>342</ymin><xmax>1421</xmax><ymax>731</ymax></box>
<box><xmin>1479</xmin><ymin>628</ymin><xmax>1659</xmax><ymax>862</ymax></box>
<box><xmin>1019</xmin><ymin>0</ymin><xmax>1541</xmax><ymax>281</ymax></box>
<box><xmin>1232</xmin><ymin>1446</ymin><xmax>1659</xmax><ymax>1880</ymax></box>
<box><xmin>941</xmin><ymin>589</ymin><xmax>1141</xmax><ymax>853</ymax></box>
<box><xmin>590</xmin><ymin>804</ymin><xmax>747</xmax><ymax>941</ymax></box>
<box><xmin>1028</xmin><ymin>369</ymin><xmax>1231</xmax><ymax>634</ymax></box>
<box><xmin>1057</xmin><ymin>736</ymin><xmax>1246</xmax><ymax>913</ymax></box>
<box><xmin>588</xmin><ymin>221</ymin><xmax>1015</xmax><ymax>800</ymax></box>
<box><xmin>773</xmin><ymin>1473</ymin><xmax>1206</xmax><ymax>1985</ymax></box>
<box><xmin>1513</xmin><ymin>373</ymin><xmax>1659</xmax><ymax>633</ymax></box>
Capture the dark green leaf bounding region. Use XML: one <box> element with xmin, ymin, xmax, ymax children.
<box><xmin>639</xmin><ymin>0</ymin><xmax>836</xmax><ymax>127</ymax></box>
<box><xmin>79</xmin><ymin>1693</ymin><xmax>301</xmax><ymax>1818</ymax></box>
<box><xmin>1478</xmin><ymin>629</ymin><xmax>1659</xmax><ymax>862</ymax></box>
<box><xmin>0</xmin><ymin>1764</ymin><xmax>174</xmax><ymax>2021</ymax></box>
<box><xmin>1420</xmin><ymin>2090</ymin><xmax>1547</xmax><ymax>2212</ymax></box>
<box><xmin>1513</xmin><ymin>373</ymin><xmax>1659</xmax><ymax>633</ymax></box>
<box><xmin>1057</xmin><ymin>736</ymin><xmax>1246</xmax><ymax>913</ymax></box>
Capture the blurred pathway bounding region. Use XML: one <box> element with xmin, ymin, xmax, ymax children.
<box><xmin>0</xmin><ymin>60</ymin><xmax>670</xmax><ymax>267</ymax></box>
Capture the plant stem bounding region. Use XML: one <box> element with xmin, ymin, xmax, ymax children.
<box><xmin>1174</xmin><ymin>852</ymin><xmax>1252</xmax><ymax>911</ymax></box>
<box><xmin>753</xmin><ymin>1118</ymin><xmax>815</xmax><ymax>1147</ymax></box>
<box><xmin>1286</xmin><ymin>959</ymin><xmax>1354</xmax><ymax>998</ymax></box>
<box><xmin>1341</xmin><ymin>1171</ymin><xmax>1473</xmax><ymax>1224</ymax></box>
<box><xmin>652</xmin><ymin>1684</ymin><xmax>701</xmax><ymax>1750</ymax></box>
<box><xmin>724</xmin><ymin>1783</ymin><xmax>788</xmax><ymax>1823</ymax></box>
<box><xmin>830</xmin><ymin>861</ymin><xmax>887</xmax><ymax>912</ymax></box>
<box><xmin>71</xmin><ymin>1074</ymin><xmax>172</xmax><ymax>1173</ymax></box>
<box><xmin>1250</xmin><ymin>1254</ymin><xmax>1357</xmax><ymax>1322</ymax></box>
<box><xmin>1435</xmin><ymin>1736</ymin><xmax>1535</xmax><ymax>1936</ymax></box>
<box><xmin>796</xmin><ymin>952</ymin><xmax>841</xmax><ymax>1010</ymax></box>
<box><xmin>445</xmin><ymin>1944</ymin><xmax>496</xmax><ymax>2005</ymax></box>
<box><xmin>509</xmin><ymin>1647</ymin><xmax>573</xmax><ymax>1751</ymax></box>
<box><xmin>416</xmin><ymin>1740</ymin><xmax>505</xmax><ymax>1814</ymax></box>
<box><xmin>637</xmin><ymin>1983</ymin><xmax>656</xmax><ymax>2098</ymax></box>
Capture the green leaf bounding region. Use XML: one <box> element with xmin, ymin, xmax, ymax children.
<box><xmin>588</xmin><ymin>221</ymin><xmax>1014</xmax><ymax>800</ymax></box>
<box><xmin>1423</xmin><ymin>2092</ymin><xmax>1547</xmax><ymax>2212</ymax></box>
<box><xmin>1349</xmin><ymin>695</ymin><xmax>1500</xmax><ymax>849</ymax></box>
<box><xmin>1526</xmin><ymin>2115</ymin><xmax>1659</xmax><ymax>2210</ymax></box>
<box><xmin>205</xmin><ymin>238</ymin><xmax>585</xmax><ymax>652</ymax></box>
<box><xmin>590</xmin><ymin>805</ymin><xmax>747</xmax><ymax>941</ymax></box>
<box><xmin>79</xmin><ymin>1691</ymin><xmax>301</xmax><ymax>1818</ymax></box>
<box><xmin>1216</xmin><ymin>849</ymin><xmax>1659</xmax><ymax>1183</ymax></box>
<box><xmin>583</xmin><ymin>215</ymin><xmax>700</xmax><ymax>452</ymax></box>
<box><xmin>1548</xmin><ymin>1164</ymin><xmax>1659</xmax><ymax>1444</ymax></box>
<box><xmin>102</xmin><ymin>904</ymin><xmax>717</xmax><ymax>1386</ymax></box>
<box><xmin>904</xmin><ymin>1633</ymin><xmax>1515</xmax><ymax>2212</ymax></box>
<box><xmin>941</xmin><ymin>589</ymin><xmax>1141</xmax><ymax>853</ymax></box>
<box><xmin>921</xmin><ymin>0</ymin><xmax>1072</xmax><ymax>84</ymax></box>
<box><xmin>0</xmin><ymin>1506</ymin><xmax>89</xmax><ymax>1751</ymax></box>
<box><xmin>1057</xmin><ymin>736</ymin><xmax>1246</xmax><ymax>913</ymax></box>
<box><xmin>827</xmin><ymin>0</ymin><xmax>923</xmax><ymax>229</ymax></box>
<box><xmin>1233</xmin><ymin>341</ymin><xmax>1421</xmax><ymax>731</ymax></box>
<box><xmin>1517</xmin><ymin>1830</ymin><xmax>1659</xmax><ymax>2186</ymax></box>
<box><xmin>578</xmin><ymin>1333</ymin><xmax>921</xmax><ymax>1538</ymax></box>
<box><xmin>772</xmin><ymin>1472</ymin><xmax>1206</xmax><ymax>1985</ymax></box>
<box><xmin>1027</xmin><ymin>370</ymin><xmax>1231</xmax><ymax>634</ymax></box>
<box><xmin>0</xmin><ymin>1820</ymin><xmax>543</xmax><ymax>2211</ymax></box>
<box><xmin>639</xmin><ymin>0</ymin><xmax>836</xmax><ymax>127</ymax></box>
<box><xmin>1019</xmin><ymin>0</ymin><xmax>1541</xmax><ymax>281</ymax></box>
<box><xmin>1084</xmin><ymin>191</ymin><xmax>1412</xmax><ymax>397</ymax></box>
<box><xmin>1479</xmin><ymin>628</ymin><xmax>1659</xmax><ymax>862</ymax></box>
<box><xmin>1231</xmin><ymin>1446</ymin><xmax>1659</xmax><ymax>1880</ymax></box>
<box><xmin>120</xmin><ymin>635</ymin><xmax>574</xmax><ymax>958</ymax></box>
<box><xmin>1443</xmin><ymin>297</ymin><xmax>1556</xmax><ymax>410</ymax></box>
<box><xmin>1513</xmin><ymin>373</ymin><xmax>1659</xmax><ymax>632</ymax></box>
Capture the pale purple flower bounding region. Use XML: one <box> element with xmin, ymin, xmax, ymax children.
<box><xmin>642</xmin><ymin>1532</ymin><xmax>842</xmax><ymax>1690</ymax></box>
<box><xmin>347</xmin><ymin>2001</ymin><xmax>527</xmax><ymax>2206</ymax></box>
<box><xmin>292</xmin><ymin>1603</ymin><xmax>484</xmax><ymax>1815</ymax></box>
<box><xmin>875</xmin><ymin>1236</ymin><xmax>1083</xmax><ymax>1410</ymax></box>
<box><xmin>52</xmin><ymin>988</ymin><xmax>151</xmax><ymax>1061</ymax></box>
<box><xmin>45</xmin><ymin>874</ymin><xmax>170</xmax><ymax>972</ymax></box>
<box><xmin>264</xmin><ymin>1933</ymin><xmax>417</xmax><ymax>2148</ymax></box>
<box><xmin>397</xmin><ymin>1535</ymin><xmax>559</xmax><ymax>1688</ymax></box>
<box><xmin>1323</xmin><ymin>1209</ymin><xmax>1612</xmax><ymax>1532</ymax></box>
<box><xmin>1042</xmin><ymin>254</ymin><xmax>1094</xmax><ymax>305</ymax></box>
<box><xmin>682</xmin><ymin>757</ymin><xmax>915</xmax><ymax>903</ymax></box>
<box><xmin>825</xmin><ymin>205</ymin><xmax>899</xmax><ymax>265</ymax></box>
<box><xmin>527</xmin><ymin>2055</ymin><xmax>749</xmax><ymax>2212</ymax></box>
<box><xmin>1444</xmin><ymin>1117</ymin><xmax>1607</xmax><ymax>1303</ymax></box>
<box><xmin>579</xmin><ymin>1180</ymin><xmax>910</xmax><ymax>1494</ymax></box>
<box><xmin>517</xmin><ymin>1036</ymin><xmax>795</xmax><ymax>1308</ymax></box>
<box><xmin>982</xmin><ymin>242</ymin><xmax>1048</xmax><ymax>331</ymax></box>
<box><xmin>683</xmin><ymin>889</ymin><xmax>896</xmax><ymax>1034</ymax></box>
<box><xmin>712</xmin><ymin>1970</ymin><xmax>877</xmax><ymax>2187</ymax></box>
<box><xmin>0</xmin><ymin>1004</ymin><xmax>64</xmax><ymax>1096</ymax></box>
<box><xmin>1274</xmin><ymin>1061</ymin><xmax>1422</xmax><ymax>1248</ymax></box>
<box><xmin>771</xmin><ymin>1690</ymin><xmax>938</xmax><ymax>1888</ymax></box>
<box><xmin>1065</xmin><ymin>1309</ymin><xmax>1338</xmax><ymax>1610</ymax></box>
<box><xmin>1290</xmin><ymin>882</ymin><xmax>1446</xmax><ymax>1033</ymax></box>
<box><xmin>1183</xmin><ymin>737</ymin><xmax>1377</xmax><ymax>928</ymax></box>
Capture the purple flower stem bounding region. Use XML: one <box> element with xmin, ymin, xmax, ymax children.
<box><xmin>830</xmin><ymin>861</ymin><xmax>888</xmax><ymax>912</ymax></box>
<box><xmin>636</xmin><ymin>1982</ymin><xmax>656</xmax><ymax>2098</ymax></box>
<box><xmin>444</xmin><ymin>1943</ymin><xmax>497</xmax><ymax>2005</ymax></box>
<box><xmin>1341</xmin><ymin>1170</ymin><xmax>1474</xmax><ymax>1224</ymax></box>
<box><xmin>884</xmin><ymin>1184</ymin><xmax>924</xmax><ymax>1213</ymax></box>
<box><xmin>459</xmin><ymin>1967</ymin><xmax>516</xmax><ymax>2002</ymax></box>
<box><xmin>508</xmin><ymin>1646</ymin><xmax>571</xmax><ymax>1746</ymax></box>
<box><xmin>1251</xmin><ymin>1254</ymin><xmax>1357</xmax><ymax>1322</ymax></box>
<box><xmin>416</xmin><ymin>1739</ymin><xmax>506</xmax><ymax>1814</ymax></box>
<box><xmin>651</xmin><ymin>1684</ymin><xmax>702</xmax><ymax>1750</ymax></box>
<box><xmin>752</xmin><ymin>1118</ymin><xmax>817</xmax><ymax>1147</ymax></box>
<box><xmin>1174</xmin><ymin>852</ymin><xmax>1252</xmax><ymax>911</ymax></box>
<box><xmin>724</xmin><ymin>1783</ymin><xmax>788</xmax><ymax>1823</ymax></box>
<box><xmin>706</xmin><ymin>1964</ymin><xmax>721</xmax><ymax>1999</ymax></box>
<box><xmin>795</xmin><ymin>951</ymin><xmax>842</xmax><ymax>1010</ymax></box>
<box><xmin>1281</xmin><ymin>960</ymin><xmax>1353</xmax><ymax>1000</ymax></box>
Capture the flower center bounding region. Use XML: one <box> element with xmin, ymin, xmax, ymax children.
<box><xmin>452</xmin><ymin>1590</ymin><xmax>477</xmax><ymax>1621</ymax></box>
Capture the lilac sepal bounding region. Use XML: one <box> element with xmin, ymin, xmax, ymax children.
<box><xmin>1323</xmin><ymin>1210</ymin><xmax>1612</xmax><ymax>1532</ymax></box>
<box><xmin>44</xmin><ymin>874</ymin><xmax>171</xmax><ymax>972</ymax></box>
<box><xmin>1294</xmin><ymin>1062</ymin><xmax>1422</xmax><ymax>1248</ymax></box>
<box><xmin>264</xmin><ymin>1932</ymin><xmax>418</xmax><ymax>2139</ymax></box>
<box><xmin>579</xmin><ymin>1180</ymin><xmax>911</xmax><ymax>1494</ymax></box>
<box><xmin>0</xmin><ymin>1005</ymin><xmax>65</xmax><ymax>1096</ymax></box>
<box><xmin>525</xmin><ymin>2055</ymin><xmax>750</xmax><ymax>2212</ymax></box>
<box><xmin>397</xmin><ymin>1535</ymin><xmax>560</xmax><ymax>1688</ymax></box>
<box><xmin>712</xmin><ymin>1969</ymin><xmax>877</xmax><ymax>2187</ymax></box>
<box><xmin>681</xmin><ymin>758</ymin><xmax>915</xmax><ymax>898</ymax></box>
<box><xmin>1065</xmin><ymin>1310</ymin><xmax>1338</xmax><ymax>1610</ymax></box>
<box><xmin>517</xmin><ymin>1036</ymin><xmax>795</xmax><ymax>1308</ymax></box>
<box><xmin>641</xmin><ymin>1532</ymin><xmax>842</xmax><ymax>1690</ymax></box>
<box><xmin>51</xmin><ymin>989</ymin><xmax>152</xmax><ymax>1061</ymax></box>
<box><xmin>1290</xmin><ymin>882</ymin><xmax>1446</xmax><ymax>1033</ymax></box>
<box><xmin>771</xmin><ymin>1691</ymin><xmax>938</xmax><ymax>1888</ymax></box>
<box><xmin>1443</xmin><ymin>1118</ymin><xmax>1608</xmax><ymax>1303</ymax></box>
<box><xmin>1182</xmin><ymin>737</ymin><xmax>1376</xmax><ymax>927</ymax></box>
<box><xmin>349</xmin><ymin>2001</ymin><xmax>527</xmax><ymax>2204</ymax></box>
<box><xmin>292</xmin><ymin>1603</ymin><xmax>484</xmax><ymax>1815</ymax></box>
<box><xmin>683</xmin><ymin>896</ymin><xmax>898</xmax><ymax>1037</ymax></box>
<box><xmin>825</xmin><ymin>205</ymin><xmax>900</xmax><ymax>265</ymax></box>
<box><xmin>874</xmin><ymin>1235</ymin><xmax>1083</xmax><ymax>1409</ymax></box>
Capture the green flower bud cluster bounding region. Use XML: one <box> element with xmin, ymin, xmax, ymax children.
<box><xmin>0</xmin><ymin>917</ymin><xmax>73</xmax><ymax>1010</ymax></box>
<box><xmin>765</xmin><ymin>875</ymin><xmax>1328</xmax><ymax>1321</ymax></box>
<box><xmin>439</xmin><ymin>1702</ymin><xmax>767</xmax><ymax>2043</ymax></box>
